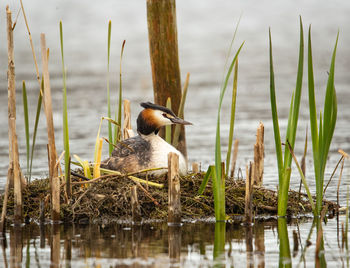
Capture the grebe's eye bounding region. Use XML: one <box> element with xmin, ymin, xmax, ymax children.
<box><xmin>162</xmin><ymin>113</ymin><xmax>168</xmax><ymax>118</ymax></box>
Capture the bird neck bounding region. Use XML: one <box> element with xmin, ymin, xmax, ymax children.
<box><xmin>137</xmin><ymin>112</ymin><xmax>160</xmax><ymax>135</ymax></box>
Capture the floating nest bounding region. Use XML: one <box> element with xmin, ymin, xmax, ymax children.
<box><xmin>0</xmin><ymin>171</ymin><xmax>339</xmax><ymax>224</ymax></box>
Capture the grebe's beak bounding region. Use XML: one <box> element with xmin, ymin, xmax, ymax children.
<box><xmin>170</xmin><ymin>116</ymin><xmax>192</xmax><ymax>125</ymax></box>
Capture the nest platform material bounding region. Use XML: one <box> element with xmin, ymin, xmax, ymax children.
<box><xmin>1</xmin><ymin>171</ymin><xmax>339</xmax><ymax>224</ymax></box>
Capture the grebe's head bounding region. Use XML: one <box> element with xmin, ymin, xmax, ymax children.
<box><xmin>137</xmin><ymin>102</ymin><xmax>192</xmax><ymax>135</ymax></box>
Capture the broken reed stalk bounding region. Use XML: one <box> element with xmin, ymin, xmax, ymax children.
<box><xmin>230</xmin><ymin>139</ymin><xmax>239</xmax><ymax>178</ymax></box>
<box><xmin>146</xmin><ymin>0</ymin><xmax>187</xmax><ymax>157</ymax></box>
<box><xmin>192</xmin><ymin>162</ymin><xmax>199</xmax><ymax>173</ymax></box>
<box><xmin>335</xmin><ymin>150</ymin><xmax>349</xmax><ymax>210</ymax></box>
<box><xmin>123</xmin><ymin>99</ymin><xmax>133</xmax><ymax>139</ymax></box>
<box><xmin>20</xmin><ymin>0</ymin><xmax>40</xmax><ymax>86</ymax></box>
<box><xmin>298</xmin><ymin>127</ymin><xmax>308</xmax><ymax>202</ymax></box>
<box><xmin>65</xmin><ymin>156</ymin><xmax>71</xmax><ymax>200</ymax></box>
<box><xmin>168</xmin><ymin>152</ymin><xmax>181</xmax><ymax>224</ymax></box>
<box><xmin>6</xmin><ymin>6</ymin><xmax>23</xmax><ymax>225</ymax></box>
<box><xmin>130</xmin><ymin>186</ymin><xmax>142</xmax><ymax>223</ymax></box>
<box><xmin>245</xmin><ymin>162</ymin><xmax>254</xmax><ymax>224</ymax></box>
<box><xmin>254</xmin><ymin>123</ymin><xmax>264</xmax><ymax>186</ymax></box>
<box><xmin>40</xmin><ymin>33</ymin><xmax>60</xmax><ymax>222</ymax></box>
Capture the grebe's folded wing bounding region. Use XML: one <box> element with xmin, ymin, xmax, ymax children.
<box><xmin>111</xmin><ymin>135</ymin><xmax>150</xmax><ymax>157</ymax></box>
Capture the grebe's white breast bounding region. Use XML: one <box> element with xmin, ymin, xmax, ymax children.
<box><xmin>142</xmin><ymin>133</ymin><xmax>188</xmax><ymax>177</ymax></box>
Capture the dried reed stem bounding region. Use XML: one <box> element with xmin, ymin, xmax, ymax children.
<box><xmin>131</xmin><ymin>186</ymin><xmax>142</xmax><ymax>223</ymax></box>
<box><xmin>19</xmin><ymin>0</ymin><xmax>41</xmax><ymax>86</ymax></box>
<box><xmin>245</xmin><ymin>162</ymin><xmax>254</xmax><ymax>223</ymax></box>
<box><xmin>191</xmin><ymin>162</ymin><xmax>199</xmax><ymax>173</ymax></box>
<box><xmin>230</xmin><ymin>139</ymin><xmax>239</xmax><ymax>178</ymax></box>
<box><xmin>123</xmin><ymin>99</ymin><xmax>134</xmax><ymax>139</ymax></box>
<box><xmin>6</xmin><ymin>6</ymin><xmax>23</xmax><ymax>225</ymax></box>
<box><xmin>41</xmin><ymin>33</ymin><xmax>60</xmax><ymax>222</ymax></box>
<box><xmin>254</xmin><ymin>123</ymin><xmax>264</xmax><ymax>186</ymax></box>
<box><xmin>168</xmin><ymin>153</ymin><xmax>181</xmax><ymax>224</ymax></box>
<box><xmin>0</xmin><ymin>166</ymin><xmax>12</xmax><ymax>232</ymax></box>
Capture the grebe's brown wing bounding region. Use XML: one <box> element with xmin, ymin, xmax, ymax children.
<box><xmin>101</xmin><ymin>135</ymin><xmax>151</xmax><ymax>173</ymax></box>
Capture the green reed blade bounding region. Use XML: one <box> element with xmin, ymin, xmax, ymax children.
<box><xmin>107</xmin><ymin>20</ymin><xmax>113</xmax><ymax>155</ymax></box>
<box><xmin>60</xmin><ymin>21</ymin><xmax>70</xmax><ymax>183</ymax></box>
<box><xmin>114</xmin><ymin>40</ymin><xmax>126</xmax><ymax>143</ymax></box>
<box><xmin>197</xmin><ymin>166</ymin><xmax>213</xmax><ymax>195</ymax></box>
<box><xmin>22</xmin><ymin>80</ymin><xmax>30</xmax><ymax>175</ymax></box>
<box><xmin>214</xmin><ymin>43</ymin><xmax>243</xmax><ymax>222</ymax></box>
<box><xmin>225</xmin><ymin>60</ymin><xmax>238</xmax><ymax>176</ymax></box>
<box><xmin>308</xmin><ymin>26</ymin><xmax>339</xmax><ymax>215</ymax></box>
<box><xmin>270</xmin><ymin>18</ymin><xmax>304</xmax><ymax>217</ymax></box>
<box><xmin>321</xmin><ymin>32</ymin><xmax>339</xmax><ymax>165</ymax></box>
<box><xmin>165</xmin><ymin>97</ymin><xmax>172</xmax><ymax>144</ymax></box>
<box><xmin>29</xmin><ymin>78</ymin><xmax>44</xmax><ymax>180</ymax></box>
<box><xmin>284</xmin><ymin>17</ymin><xmax>304</xmax><ymax>169</ymax></box>
<box><xmin>307</xmin><ymin>25</ymin><xmax>320</xmax><ymax>183</ymax></box>
<box><xmin>215</xmin><ymin>42</ymin><xmax>244</xmax><ymax>176</ymax></box>
<box><xmin>268</xmin><ymin>28</ymin><xmax>283</xmax><ymax>180</ymax></box>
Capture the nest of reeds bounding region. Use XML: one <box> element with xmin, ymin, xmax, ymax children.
<box><xmin>0</xmin><ymin>171</ymin><xmax>339</xmax><ymax>224</ymax></box>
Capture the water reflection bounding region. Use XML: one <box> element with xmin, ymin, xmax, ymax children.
<box><xmin>1</xmin><ymin>218</ymin><xmax>350</xmax><ymax>267</ymax></box>
<box><xmin>278</xmin><ymin>218</ymin><xmax>291</xmax><ymax>268</ymax></box>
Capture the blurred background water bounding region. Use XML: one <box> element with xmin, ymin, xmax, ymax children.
<box><xmin>0</xmin><ymin>0</ymin><xmax>349</xmax><ymax>205</ymax></box>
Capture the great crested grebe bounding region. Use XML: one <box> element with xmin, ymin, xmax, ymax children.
<box><xmin>101</xmin><ymin>102</ymin><xmax>192</xmax><ymax>177</ymax></box>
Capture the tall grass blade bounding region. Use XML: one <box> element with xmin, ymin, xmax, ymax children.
<box><xmin>60</xmin><ymin>21</ymin><xmax>70</xmax><ymax>183</ymax></box>
<box><xmin>29</xmin><ymin>78</ymin><xmax>44</xmax><ymax>180</ymax></box>
<box><xmin>22</xmin><ymin>80</ymin><xmax>30</xmax><ymax>176</ymax></box>
<box><xmin>165</xmin><ymin>97</ymin><xmax>172</xmax><ymax>144</ymax></box>
<box><xmin>114</xmin><ymin>40</ymin><xmax>126</xmax><ymax>143</ymax></box>
<box><xmin>107</xmin><ymin>20</ymin><xmax>113</xmax><ymax>155</ymax></box>
<box><xmin>225</xmin><ymin>60</ymin><xmax>238</xmax><ymax>176</ymax></box>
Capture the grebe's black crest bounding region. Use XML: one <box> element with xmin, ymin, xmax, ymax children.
<box><xmin>140</xmin><ymin>102</ymin><xmax>177</xmax><ymax>117</ymax></box>
<box><xmin>137</xmin><ymin>102</ymin><xmax>192</xmax><ymax>135</ymax></box>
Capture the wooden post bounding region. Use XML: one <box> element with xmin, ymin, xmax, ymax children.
<box><xmin>230</xmin><ymin>139</ymin><xmax>239</xmax><ymax>178</ymax></box>
<box><xmin>6</xmin><ymin>6</ymin><xmax>23</xmax><ymax>225</ymax></box>
<box><xmin>168</xmin><ymin>153</ymin><xmax>181</xmax><ymax>224</ymax></box>
<box><xmin>254</xmin><ymin>123</ymin><xmax>264</xmax><ymax>186</ymax></box>
<box><xmin>131</xmin><ymin>186</ymin><xmax>142</xmax><ymax>223</ymax></box>
<box><xmin>41</xmin><ymin>34</ymin><xmax>60</xmax><ymax>222</ymax></box>
<box><xmin>146</xmin><ymin>0</ymin><xmax>187</xmax><ymax>157</ymax></box>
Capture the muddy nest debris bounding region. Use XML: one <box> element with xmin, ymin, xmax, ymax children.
<box><xmin>1</xmin><ymin>172</ymin><xmax>339</xmax><ymax>224</ymax></box>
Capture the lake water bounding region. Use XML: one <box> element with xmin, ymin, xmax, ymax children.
<box><xmin>0</xmin><ymin>0</ymin><xmax>350</xmax><ymax>266</ymax></box>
